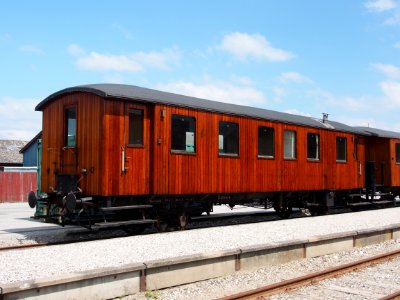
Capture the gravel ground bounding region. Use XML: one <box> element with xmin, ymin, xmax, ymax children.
<box><xmin>0</xmin><ymin>203</ymin><xmax>271</xmax><ymax>247</ymax></box>
<box><xmin>124</xmin><ymin>239</ymin><xmax>400</xmax><ymax>300</ymax></box>
<box><xmin>0</xmin><ymin>207</ymin><xmax>400</xmax><ymax>286</ymax></box>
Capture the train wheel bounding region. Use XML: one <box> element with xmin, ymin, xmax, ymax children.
<box><xmin>155</xmin><ymin>219</ymin><xmax>168</xmax><ymax>232</ymax></box>
<box><xmin>308</xmin><ymin>207</ymin><xmax>317</xmax><ymax>216</ymax></box>
<box><xmin>123</xmin><ymin>224</ymin><xmax>147</xmax><ymax>235</ymax></box>
<box><xmin>276</xmin><ymin>206</ymin><xmax>292</xmax><ymax>219</ymax></box>
<box><xmin>178</xmin><ymin>212</ymin><xmax>189</xmax><ymax>230</ymax></box>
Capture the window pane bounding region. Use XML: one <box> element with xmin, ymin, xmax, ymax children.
<box><xmin>65</xmin><ymin>108</ymin><xmax>76</xmax><ymax>147</ymax></box>
<box><xmin>307</xmin><ymin>133</ymin><xmax>320</xmax><ymax>160</ymax></box>
<box><xmin>336</xmin><ymin>137</ymin><xmax>347</xmax><ymax>161</ymax></box>
<box><xmin>258</xmin><ymin>126</ymin><xmax>274</xmax><ymax>157</ymax></box>
<box><xmin>284</xmin><ymin>130</ymin><xmax>296</xmax><ymax>159</ymax></box>
<box><xmin>396</xmin><ymin>143</ymin><xmax>400</xmax><ymax>163</ymax></box>
<box><xmin>219</xmin><ymin>122</ymin><xmax>238</xmax><ymax>155</ymax></box>
<box><xmin>129</xmin><ymin>109</ymin><xmax>143</xmax><ymax>145</ymax></box>
<box><xmin>171</xmin><ymin>115</ymin><xmax>196</xmax><ymax>152</ymax></box>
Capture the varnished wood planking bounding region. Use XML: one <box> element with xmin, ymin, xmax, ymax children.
<box><xmin>365</xmin><ymin>137</ymin><xmax>391</xmax><ymax>187</ymax></box>
<box><xmin>41</xmin><ymin>92</ymin><xmax>366</xmax><ymax>198</ymax></box>
<box><xmin>390</xmin><ymin>139</ymin><xmax>400</xmax><ymax>186</ymax></box>
<box><xmin>152</xmin><ymin>105</ymin><xmax>365</xmax><ymax>195</ymax></box>
<box><xmin>364</xmin><ymin>137</ymin><xmax>400</xmax><ymax>187</ymax></box>
<box><xmin>40</xmin><ymin>92</ymin><xmax>102</xmax><ymax>195</ymax></box>
<box><xmin>101</xmin><ymin>100</ymin><xmax>150</xmax><ymax>196</ymax></box>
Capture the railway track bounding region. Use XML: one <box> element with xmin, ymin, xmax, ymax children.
<box><xmin>0</xmin><ymin>206</ymin><xmax>391</xmax><ymax>252</ymax></box>
<box><xmin>0</xmin><ymin>209</ymin><xmax>278</xmax><ymax>252</ymax></box>
<box><xmin>219</xmin><ymin>249</ymin><xmax>400</xmax><ymax>300</ymax></box>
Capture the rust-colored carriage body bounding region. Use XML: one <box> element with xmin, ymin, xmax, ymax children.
<box><xmin>37</xmin><ymin>84</ymin><xmax>367</xmax><ymax>199</ymax></box>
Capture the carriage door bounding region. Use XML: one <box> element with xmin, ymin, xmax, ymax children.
<box><xmin>122</xmin><ymin>103</ymin><xmax>150</xmax><ymax>195</ymax></box>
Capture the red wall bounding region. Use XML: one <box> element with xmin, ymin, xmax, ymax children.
<box><xmin>0</xmin><ymin>172</ymin><xmax>37</xmax><ymax>202</ymax></box>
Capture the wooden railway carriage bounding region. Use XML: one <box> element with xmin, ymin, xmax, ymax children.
<box><xmin>356</xmin><ymin>127</ymin><xmax>400</xmax><ymax>193</ymax></box>
<box><xmin>30</xmin><ymin>83</ymin><xmax>376</xmax><ymax>229</ymax></box>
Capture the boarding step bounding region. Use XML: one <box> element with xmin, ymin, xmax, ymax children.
<box><xmin>80</xmin><ymin>197</ymin><xmax>93</xmax><ymax>201</ymax></box>
<box><xmin>94</xmin><ymin>219</ymin><xmax>156</xmax><ymax>228</ymax></box>
<box><xmin>348</xmin><ymin>193</ymin><xmax>391</xmax><ymax>198</ymax></box>
<box><xmin>348</xmin><ymin>200</ymin><xmax>394</xmax><ymax>207</ymax></box>
<box><xmin>347</xmin><ymin>202</ymin><xmax>373</xmax><ymax>207</ymax></box>
<box><xmin>348</xmin><ymin>194</ymin><xmax>364</xmax><ymax>197</ymax></box>
<box><xmin>372</xmin><ymin>200</ymin><xmax>395</xmax><ymax>205</ymax></box>
<box><xmin>99</xmin><ymin>205</ymin><xmax>152</xmax><ymax>212</ymax></box>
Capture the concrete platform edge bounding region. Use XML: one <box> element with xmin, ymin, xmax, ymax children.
<box><xmin>1</xmin><ymin>223</ymin><xmax>399</xmax><ymax>300</ymax></box>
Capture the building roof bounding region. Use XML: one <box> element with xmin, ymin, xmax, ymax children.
<box><xmin>355</xmin><ymin>127</ymin><xmax>400</xmax><ymax>140</ymax></box>
<box><xmin>36</xmin><ymin>83</ymin><xmax>365</xmax><ymax>135</ymax></box>
<box><xmin>19</xmin><ymin>131</ymin><xmax>42</xmax><ymax>154</ymax></box>
<box><xmin>0</xmin><ymin>140</ymin><xmax>27</xmax><ymax>165</ymax></box>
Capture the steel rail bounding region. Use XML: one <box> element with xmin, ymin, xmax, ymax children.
<box><xmin>379</xmin><ymin>290</ymin><xmax>400</xmax><ymax>300</ymax></box>
<box><xmin>218</xmin><ymin>248</ymin><xmax>400</xmax><ymax>300</ymax></box>
<box><xmin>0</xmin><ymin>242</ymin><xmax>49</xmax><ymax>251</ymax></box>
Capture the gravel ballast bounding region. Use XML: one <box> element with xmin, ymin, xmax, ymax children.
<box><xmin>1</xmin><ymin>207</ymin><xmax>400</xmax><ymax>285</ymax></box>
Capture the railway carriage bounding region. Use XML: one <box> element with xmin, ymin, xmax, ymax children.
<box><xmin>28</xmin><ymin>84</ymin><xmax>398</xmax><ymax>231</ymax></box>
<box><xmin>355</xmin><ymin>127</ymin><xmax>400</xmax><ymax>201</ymax></box>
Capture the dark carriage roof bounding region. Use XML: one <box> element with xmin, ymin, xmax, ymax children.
<box><xmin>36</xmin><ymin>83</ymin><xmax>365</xmax><ymax>134</ymax></box>
<box><xmin>355</xmin><ymin>127</ymin><xmax>400</xmax><ymax>139</ymax></box>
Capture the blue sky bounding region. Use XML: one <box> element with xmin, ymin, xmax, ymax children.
<box><xmin>1</xmin><ymin>0</ymin><xmax>400</xmax><ymax>140</ymax></box>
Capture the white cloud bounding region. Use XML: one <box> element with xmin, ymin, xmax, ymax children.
<box><xmin>364</xmin><ymin>0</ymin><xmax>400</xmax><ymax>25</ymax></box>
<box><xmin>76</xmin><ymin>52</ymin><xmax>143</xmax><ymax>72</ymax></box>
<box><xmin>365</xmin><ymin>0</ymin><xmax>397</xmax><ymax>12</ymax></box>
<box><xmin>156</xmin><ymin>79</ymin><xmax>267</xmax><ymax>107</ymax></box>
<box><xmin>371</xmin><ymin>63</ymin><xmax>400</xmax><ymax>107</ymax></box>
<box><xmin>230</xmin><ymin>75</ymin><xmax>254</xmax><ymax>85</ymax></box>
<box><xmin>133</xmin><ymin>48</ymin><xmax>180</xmax><ymax>70</ymax></box>
<box><xmin>18</xmin><ymin>44</ymin><xmax>44</xmax><ymax>55</ymax></box>
<box><xmin>307</xmin><ymin>88</ymin><xmax>367</xmax><ymax>111</ymax></box>
<box><xmin>384</xmin><ymin>12</ymin><xmax>400</xmax><ymax>24</ymax></box>
<box><xmin>278</xmin><ymin>72</ymin><xmax>313</xmax><ymax>84</ymax></box>
<box><xmin>218</xmin><ymin>32</ymin><xmax>294</xmax><ymax>62</ymax></box>
<box><xmin>379</xmin><ymin>80</ymin><xmax>400</xmax><ymax>105</ymax></box>
<box><xmin>394</xmin><ymin>41</ymin><xmax>400</xmax><ymax>48</ymax></box>
<box><xmin>271</xmin><ymin>87</ymin><xmax>286</xmax><ymax>103</ymax></box>
<box><xmin>112</xmin><ymin>23</ymin><xmax>133</xmax><ymax>40</ymax></box>
<box><xmin>371</xmin><ymin>63</ymin><xmax>400</xmax><ymax>79</ymax></box>
<box><xmin>67</xmin><ymin>44</ymin><xmax>180</xmax><ymax>72</ymax></box>
<box><xmin>68</xmin><ymin>44</ymin><xmax>85</xmax><ymax>56</ymax></box>
<box><xmin>0</xmin><ymin>96</ymin><xmax>41</xmax><ymax>140</ymax></box>
<box><xmin>283</xmin><ymin>109</ymin><xmax>311</xmax><ymax>117</ymax></box>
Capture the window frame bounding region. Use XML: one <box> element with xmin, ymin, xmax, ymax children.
<box><xmin>283</xmin><ymin>130</ymin><xmax>297</xmax><ymax>160</ymax></box>
<box><xmin>257</xmin><ymin>126</ymin><xmax>275</xmax><ymax>159</ymax></box>
<box><xmin>336</xmin><ymin>136</ymin><xmax>347</xmax><ymax>162</ymax></box>
<box><xmin>307</xmin><ymin>132</ymin><xmax>320</xmax><ymax>161</ymax></box>
<box><xmin>170</xmin><ymin>114</ymin><xmax>196</xmax><ymax>155</ymax></box>
<box><xmin>218</xmin><ymin>121</ymin><xmax>239</xmax><ymax>157</ymax></box>
<box><xmin>395</xmin><ymin>143</ymin><xmax>400</xmax><ymax>164</ymax></box>
<box><xmin>64</xmin><ymin>106</ymin><xmax>77</xmax><ymax>148</ymax></box>
<box><xmin>127</xmin><ymin>108</ymin><xmax>144</xmax><ymax>147</ymax></box>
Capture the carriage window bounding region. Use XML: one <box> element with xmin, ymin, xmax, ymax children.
<box><xmin>396</xmin><ymin>143</ymin><xmax>400</xmax><ymax>164</ymax></box>
<box><xmin>307</xmin><ymin>133</ymin><xmax>320</xmax><ymax>160</ymax></box>
<box><xmin>336</xmin><ymin>137</ymin><xmax>347</xmax><ymax>162</ymax></box>
<box><xmin>128</xmin><ymin>109</ymin><xmax>143</xmax><ymax>145</ymax></box>
<box><xmin>219</xmin><ymin>121</ymin><xmax>239</xmax><ymax>155</ymax></box>
<box><xmin>258</xmin><ymin>126</ymin><xmax>274</xmax><ymax>157</ymax></box>
<box><xmin>284</xmin><ymin>130</ymin><xmax>296</xmax><ymax>159</ymax></box>
<box><xmin>65</xmin><ymin>107</ymin><xmax>76</xmax><ymax>147</ymax></box>
<box><xmin>171</xmin><ymin>115</ymin><xmax>195</xmax><ymax>153</ymax></box>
